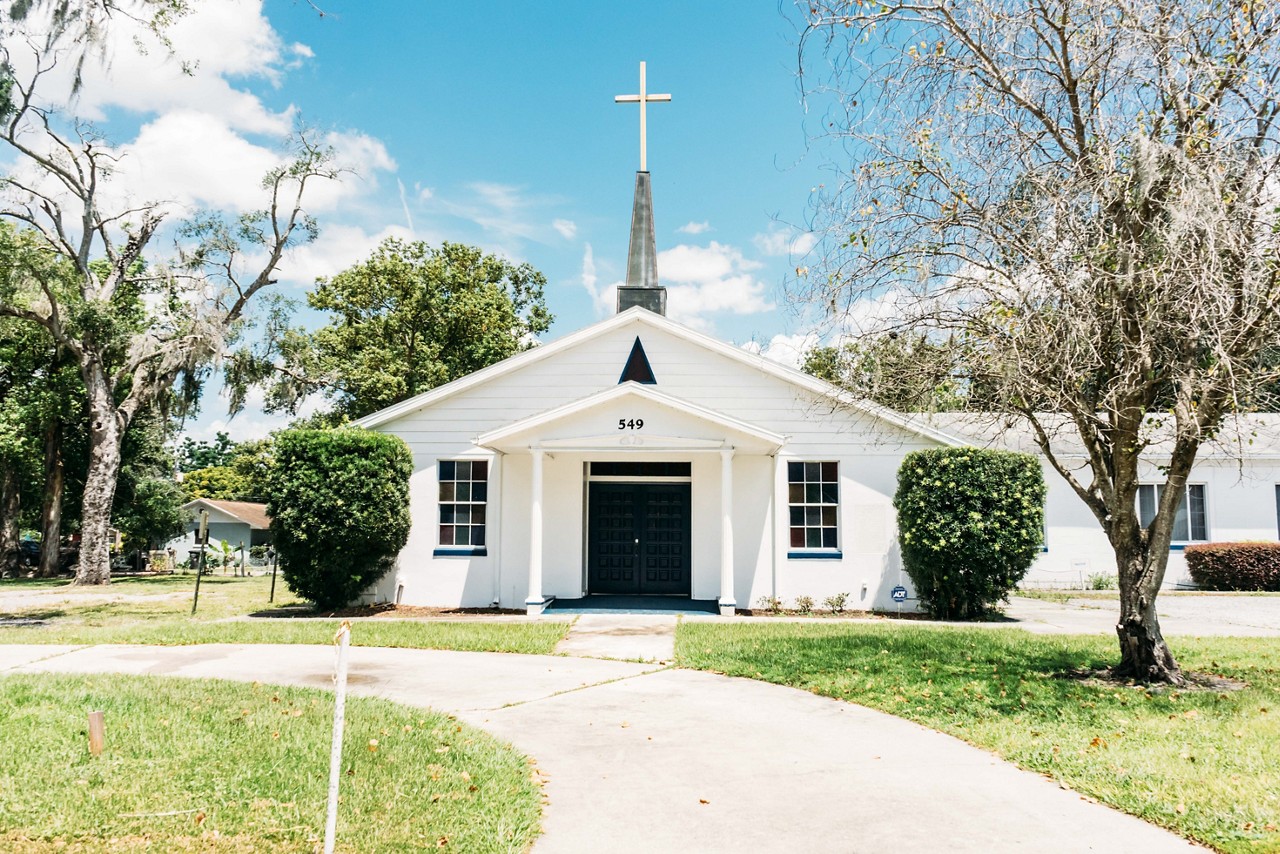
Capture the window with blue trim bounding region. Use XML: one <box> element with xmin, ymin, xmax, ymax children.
<box><xmin>1137</xmin><ymin>483</ymin><xmax>1206</xmax><ymax>543</ymax></box>
<box><xmin>788</xmin><ymin>461</ymin><xmax>839</xmax><ymax>552</ymax></box>
<box><xmin>439</xmin><ymin>460</ymin><xmax>488</xmax><ymax>552</ymax></box>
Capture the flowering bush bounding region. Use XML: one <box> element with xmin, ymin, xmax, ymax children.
<box><xmin>894</xmin><ymin>448</ymin><xmax>1045</xmax><ymax>619</ymax></box>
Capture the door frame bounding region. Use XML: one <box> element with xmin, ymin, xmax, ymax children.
<box><xmin>581</xmin><ymin>461</ymin><xmax>694</xmax><ymax>596</ymax></box>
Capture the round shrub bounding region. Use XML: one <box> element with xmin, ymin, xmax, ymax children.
<box><xmin>894</xmin><ymin>447</ymin><xmax>1046</xmax><ymax>620</ymax></box>
<box><xmin>266</xmin><ymin>428</ymin><xmax>412</xmax><ymax>609</ymax></box>
<box><xmin>1186</xmin><ymin>543</ymin><xmax>1280</xmax><ymax>591</ymax></box>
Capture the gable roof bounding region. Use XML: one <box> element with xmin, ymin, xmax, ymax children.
<box><xmin>477</xmin><ymin>382</ymin><xmax>787</xmax><ymax>452</ymax></box>
<box><xmin>351</xmin><ymin>307</ymin><xmax>964</xmax><ymax>448</ymax></box>
<box><xmin>182</xmin><ymin>499</ymin><xmax>271</xmax><ymax>529</ymax></box>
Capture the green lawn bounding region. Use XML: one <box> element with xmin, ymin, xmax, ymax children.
<box><xmin>677</xmin><ymin>622</ymin><xmax>1280</xmax><ymax>853</ymax></box>
<box><xmin>0</xmin><ymin>575</ymin><xmax>569</xmax><ymax>655</ymax></box>
<box><xmin>0</xmin><ymin>673</ymin><xmax>541</xmax><ymax>852</ymax></box>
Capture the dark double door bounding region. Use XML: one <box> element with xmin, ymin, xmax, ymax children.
<box><xmin>587</xmin><ymin>482</ymin><xmax>692</xmax><ymax>595</ymax></box>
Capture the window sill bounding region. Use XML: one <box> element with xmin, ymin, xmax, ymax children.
<box><xmin>433</xmin><ymin>548</ymin><xmax>487</xmax><ymax>557</ymax></box>
<box><xmin>787</xmin><ymin>551</ymin><xmax>843</xmax><ymax>560</ymax></box>
<box><xmin>1169</xmin><ymin>543</ymin><xmax>1207</xmax><ymax>552</ymax></box>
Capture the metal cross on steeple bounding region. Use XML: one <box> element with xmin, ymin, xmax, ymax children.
<box><xmin>614</xmin><ymin>61</ymin><xmax>671</xmax><ymax>172</ymax></box>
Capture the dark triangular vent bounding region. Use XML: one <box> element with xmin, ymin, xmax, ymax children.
<box><xmin>618</xmin><ymin>336</ymin><xmax>656</xmax><ymax>384</ymax></box>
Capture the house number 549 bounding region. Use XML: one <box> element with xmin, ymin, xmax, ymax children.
<box><xmin>618</xmin><ymin>418</ymin><xmax>644</xmax><ymax>430</ymax></box>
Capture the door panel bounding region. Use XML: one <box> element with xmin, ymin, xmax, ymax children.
<box><xmin>587</xmin><ymin>482</ymin><xmax>691</xmax><ymax>595</ymax></box>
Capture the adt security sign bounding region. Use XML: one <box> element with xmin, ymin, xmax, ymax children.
<box><xmin>891</xmin><ymin>586</ymin><xmax>908</xmax><ymax>603</ymax></box>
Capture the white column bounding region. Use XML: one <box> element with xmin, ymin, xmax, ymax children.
<box><xmin>719</xmin><ymin>448</ymin><xmax>736</xmax><ymax>616</ymax></box>
<box><xmin>525</xmin><ymin>448</ymin><xmax>545</xmax><ymax>616</ymax></box>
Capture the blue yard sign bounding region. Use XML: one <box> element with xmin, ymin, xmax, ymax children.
<box><xmin>891</xmin><ymin>585</ymin><xmax>908</xmax><ymax>603</ymax></box>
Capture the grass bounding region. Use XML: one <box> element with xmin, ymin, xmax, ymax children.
<box><xmin>676</xmin><ymin>622</ymin><xmax>1280</xmax><ymax>853</ymax></box>
<box><xmin>0</xmin><ymin>574</ymin><xmax>569</xmax><ymax>655</ymax></box>
<box><xmin>0</xmin><ymin>673</ymin><xmax>541</xmax><ymax>852</ymax></box>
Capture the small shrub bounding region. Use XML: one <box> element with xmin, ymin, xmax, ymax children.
<box><xmin>1185</xmin><ymin>543</ymin><xmax>1280</xmax><ymax>591</ymax></box>
<box><xmin>794</xmin><ymin>595</ymin><xmax>815</xmax><ymax>615</ymax></box>
<box><xmin>1087</xmin><ymin>572</ymin><xmax>1117</xmax><ymax>590</ymax></box>
<box><xmin>755</xmin><ymin>595</ymin><xmax>783</xmax><ymax>614</ymax></box>
<box><xmin>823</xmin><ymin>592</ymin><xmax>849</xmax><ymax>614</ymax></box>
<box><xmin>266</xmin><ymin>429</ymin><xmax>413</xmax><ymax>609</ymax></box>
<box><xmin>894</xmin><ymin>447</ymin><xmax>1046</xmax><ymax>620</ymax></box>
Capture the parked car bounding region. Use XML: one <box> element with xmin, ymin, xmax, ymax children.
<box><xmin>18</xmin><ymin>540</ymin><xmax>39</xmax><ymax>567</ymax></box>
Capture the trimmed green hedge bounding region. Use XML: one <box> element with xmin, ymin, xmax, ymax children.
<box><xmin>1185</xmin><ymin>542</ymin><xmax>1280</xmax><ymax>591</ymax></box>
<box><xmin>894</xmin><ymin>447</ymin><xmax>1046</xmax><ymax>619</ymax></box>
<box><xmin>266</xmin><ymin>429</ymin><xmax>412</xmax><ymax>609</ymax></box>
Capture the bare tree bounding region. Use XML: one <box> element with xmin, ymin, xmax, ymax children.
<box><xmin>0</xmin><ymin>48</ymin><xmax>337</xmax><ymax>585</ymax></box>
<box><xmin>793</xmin><ymin>0</ymin><xmax>1280</xmax><ymax>683</ymax></box>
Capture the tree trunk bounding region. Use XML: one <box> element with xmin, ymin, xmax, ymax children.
<box><xmin>0</xmin><ymin>466</ymin><xmax>20</xmax><ymax>577</ymax></box>
<box><xmin>37</xmin><ymin>420</ymin><xmax>65</xmax><ymax>579</ymax></box>
<box><xmin>75</xmin><ymin>367</ymin><xmax>125</xmax><ymax>586</ymax></box>
<box><xmin>1112</xmin><ymin>546</ymin><xmax>1183</xmax><ymax>684</ymax></box>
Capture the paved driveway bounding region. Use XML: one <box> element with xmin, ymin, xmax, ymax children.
<box><xmin>1004</xmin><ymin>594</ymin><xmax>1280</xmax><ymax>636</ymax></box>
<box><xmin>1</xmin><ymin>643</ymin><xmax>1198</xmax><ymax>853</ymax></box>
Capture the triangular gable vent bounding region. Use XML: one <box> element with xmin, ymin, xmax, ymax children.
<box><xmin>618</xmin><ymin>336</ymin><xmax>657</xmax><ymax>384</ymax></box>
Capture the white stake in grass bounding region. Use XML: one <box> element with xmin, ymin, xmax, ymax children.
<box><xmin>323</xmin><ymin>621</ymin><xmax>352</xmax><ymax>854</ymax></box>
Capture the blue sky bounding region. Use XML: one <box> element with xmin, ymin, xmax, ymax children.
<box><xmin>13</xmin><ymin>1</ymin><xmax>846</xmax><ymax>441</ymax></box>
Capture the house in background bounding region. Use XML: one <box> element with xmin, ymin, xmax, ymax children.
<box><xmin>168</xmin><ymin>499</ymin><xmax>273</xmax><ymax>554</ymax></box>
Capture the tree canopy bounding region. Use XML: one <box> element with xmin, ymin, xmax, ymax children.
<box><xmin>794</xmin><ymin>0</ymin><xmax>1280</xmax><ymax>682</ymax></box>
<box><xmin>231</xmin><ymin>239</ymin><xmax>553</xmax><ymax>421</ymax></box>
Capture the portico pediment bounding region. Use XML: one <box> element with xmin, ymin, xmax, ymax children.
<box><xmin>476</xmin><ymin>382</ymin><xmax>785</xmax><ymax>454</ymax></box>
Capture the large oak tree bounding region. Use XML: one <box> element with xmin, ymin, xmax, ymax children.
<box><xmin>794</xmin><ymin>0</ymin><xmax>1280</xmax><ymax>682</ymax></box>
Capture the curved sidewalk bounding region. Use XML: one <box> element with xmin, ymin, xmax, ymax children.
<box><xmin>1</xmin><ymin>644</ymin><xmax>1198</xmax><ymax>853</ymax></box>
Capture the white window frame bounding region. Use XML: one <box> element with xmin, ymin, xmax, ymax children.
<box><xmin>1137</xmin><ymin>482</ymin><xmax>1208</xmax><ymax>544</ymax></box>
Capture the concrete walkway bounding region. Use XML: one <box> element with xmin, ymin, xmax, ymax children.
<box><xmin>1</xmin><ymin>643</ymin><xmax>1198</xmax><ymax>853</ymax></box>
<box><xmin>553</xmin><ymin>614</ymin><xmax>676</xmax><ymax>662</ymax></box>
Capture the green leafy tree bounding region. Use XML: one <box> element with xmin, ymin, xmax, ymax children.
<box><xmin>803</xmin><ymin>334</ymin><xmax>967</xmax><ymax>412</ymax></box>
<box><xmin>230</xmin><ymin>240</ymin><xmax>552</xmax><ymax>420</ymax></box>
<box><xmin>265</xmin><ymin>429</ymin><xmax>411</xmax><ymax>609</ymax></box>
<box><xmin>181</xmin><ymin>465</ymin><xmax>252</xmax><ymax>501</ymax></box>
<box><xmin>0</xmin><ymin>41</ymin><xmax>337</xmax><ymax>584</ymax></box>
<box><xmin>175</xmin><ymin>433</ymin><xmax>236</xmax><ymax>473</ymax></box>
<box><xmin>894</xmin><ymin>449</ymin><xmax>1046</xmax><ymax>620</ymax></box>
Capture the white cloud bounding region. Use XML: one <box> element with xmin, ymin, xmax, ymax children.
<box><xmin>657</xmin><ymin>242</ymin><xmax>773</xmax><ymax>330</ymax></box>
<box><xmin>580</xmin><ymin>243</ymin><xmax>617</xmax><ymax>316</ymax></box>
<box><xmin>417</xmin><ymin>185</ymin><xmax>435</xmax><ymax>202</ymax></box>
<box><xmin>751</xmin><ymin>332</ymin><xmax>822</xmax><ymax>368</ymax></box>
<box><xmin>273</xmin><ymin>223</ymin><xmax>418</xmax><ymax>287</ymax></box>
<box><xmin>677</xmin><ymin>221</ymin><xmax>711</xmax><ymax>235</ymax></box>
<box><xmin>184</xmin><ymin>385</ymin><xmax>325</xmax><ymax>444</ymax></box>
<box><xmin>553</xmin><ymin>218</ymin><xmax>578</xmax><ymax>239</ymax></box>
<box><xmin>754</xmin><ymin>225</ymin><xmax>818</xmax><ymax>258</ymax></box>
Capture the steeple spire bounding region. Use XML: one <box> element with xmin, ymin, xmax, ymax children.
<box><xmin>614</xmin><ymin>62</ymin><xmax>670</xmax><ymax>315</ymax></box>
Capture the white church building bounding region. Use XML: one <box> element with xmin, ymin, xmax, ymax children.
<box><xmin>354</xmin><ymin>77</ymin><xmax>1280</xmax><ymax>615</ymax></box>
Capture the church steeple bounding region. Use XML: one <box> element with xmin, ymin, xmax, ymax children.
<box><xmin>614</xmin><ymin>62</ymin><xmax>669</xmax><ymax>315</ymax></box>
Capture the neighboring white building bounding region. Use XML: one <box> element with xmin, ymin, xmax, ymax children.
<box><xmin>167</xmin><ymin>499</ymin><xmax>273</xmax><ymax>556</ymax></box>
<box><xmin>353</xmin><ymin>167</ymin><xmax>1280</xmax><ymax>613</ymax></box>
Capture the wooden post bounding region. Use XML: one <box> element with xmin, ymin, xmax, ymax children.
<box><xmin>87</xmin><ymin>710</ymin><xmax>105</xmax><ymax>756</ymax></box>
<box><xmin>191</xmin><ymin>511</ymin><xmax>209</xmax><ymax>615</ymax></box>
<box><xmin>268</xmin><ymin>547</ymin><xmax>278</xmax><ymax>603</ymax></box>
<box><xmin>238</xmin><ymin>541</ymin><xmax>245</xmax><ymax>577</ymax></box>
<box><xmin>324</xmin><ymin>622</ymin><xmax>352</xmax><ymax>854</ymax></box>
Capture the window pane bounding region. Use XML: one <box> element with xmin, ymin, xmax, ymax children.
<box><xmin>821</xmin><ymin>483</ymin><xmax>839</xmax><ymax>504</ymax></box>
<box><xmin>789</xmin><ymin>484</ymin><xmax>804</xmax><ymax>504</ymax></box>
<box><xmin>456</xmin><ymin>460</ymin><xmax>471</xmax><ymax>480</ymax></box>
<box><xmin>821</xmin><ymin>462</ymin><xmax>837</xmax><ymax>482</ymax></box>
<box><xmin>456</xmin><ymin>482</ymin><xmax>471</xmax><ymax>502</ymax></box>
<box><xmin>456</xmin><ymin>506</ymin><xmax>471</xmax><ymax>524</ymax></box>
<box><xmin>822</xmin><ymin>528</ymin><xmax>837</xmax><ymax>548</ymax></box>
<box><xmin>472</xmin><ymin>482</ymin><xmax>487</xmax><ymax>503</ymax></box>
<box><xmin>822</xmin><ymin>506</ymin><xmax>837</xmax><ymax>526</ymax></box>
<box><xmin>472</xmin><ymin>460</ymin><xmax>488</xmax><ymax>480</ymax></box>
<box><xmin>1170</xmin><ymin>489</ymin><xmax>1190</xmax><ymax>541</ymax></box>
<box><xmin>440</xmin><ymin>505</ymin><xmax>455</xmax><ymax>524</ymax></box>
<box><xmin>439</xmin><ymin>526</ymin><xmax>454</xmax><ymax>546</ymax></box>
<box><xmin>806</xmin><ymin>528</ymin><xmax>822</xmax><ymax>548</ymax></box>
<box><xmin>472</xmin><ymin>505</ymin><xmax>486</xmax><ymax>525</ymax></box>
<box><xmin>473</xmin><ymin>527</ymin><xmax>486</xmax><ymax>546</ymax></box>
<box><xmin>439</xmin><ymin>461</ymin><xmax>455</xmax><ymax>481</ymax></box>
<box><xmin>805</xmin><ymin>462</ymin><xmax>820</xmax><ymax>482</ymax></box>
<box><xmin>1137</xmin><ymin>485</ymin><xmax>1155</xmax><ymax>528</ymax></box>
<box><xmin>439</xmin><ymin>482</ymin><xmax>455</xmax><ymax>502</ymax></box>
<box><xmin>806</xmin><ymin>507</ymin><xmax>821</xmax><ymax>526</ymax></box>
<box><xmin>790</xmin><ymin>528</ymin><xmax>804</xmax><ymax>547</ymax></box>
<box><xmin>806</xmin><ymin>483</ymin><xmax>821</xmax><ymax>503</ymax></box>
<box><xmin>455</xmin><ymin>526</ymin><xmax>471</xmax><ymax>546</ymax></box>
<box><xmin>789</xmin><ymin>507</ymin><xmax>804</xmax><ymax>526</ymax></box>
<box><xmin>787</xmin><ymin>461</ymin><xmax>803</xmax><ymax>483</ymax></box>
<box><xmin>1188</xmin><ymin>485</ymin><xmax>1206</xmax><ymax>541</ymax></box>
